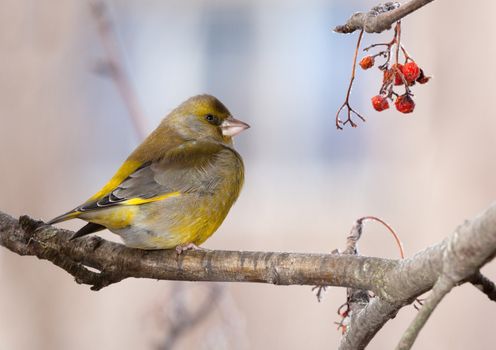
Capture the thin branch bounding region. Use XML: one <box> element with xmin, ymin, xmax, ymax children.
<box><xmin>158</xmin><ymin>285</ymin><xmax>223</xmax><ymax>350</ymax></box>
<box><xmin>334</xmin><ymin>0</ymin><xmax>435</xmax><ymax>34</ymax></box>
<box><xmin>467</xmin><ymin>272</ymin><xmax>496</xmax><ymax>302</ymax></box>
<box><xmin>335</xmin><ymin>30</ymin><xmax>365</xmax><ymax>129</ymax></box>
<box><xmin>396</xmin><ymin>275</ymin><xmax>455</xmax><ymax>350</ymax></box>
<box><xmin>337</xmin><ymin>202</ymin><xmax>496</xmax><ymax>349</ymax></box>
<box><xmin>89</xmin><ymin>0</ymin><xmax>148</xmax><ymax>140</ymax></box>
<box><xmin>358</xmin><ymin>216</ymin><xmax>404</xmax><ymax>258</ymax></box>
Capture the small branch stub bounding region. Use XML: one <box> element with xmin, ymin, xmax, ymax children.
<box><xmin>334</xmin><ymin>1</ymin><xmax>435</xmax><ymax>34</ymax></box>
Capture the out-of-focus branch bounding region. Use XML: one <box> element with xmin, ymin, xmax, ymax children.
<box><xmin>88</xmin><ymin>0</ymin><xmax>148</xmax><ymax>139</ymax></box>
<box><xmin>158</xmin><ymin>285</ymin><xmax>223</xmax><ymax>350</ymax></box>
<box><xmin>334</xmin><ymin>0</ymin><xmax>435</xmax><ymax>34</ymax></box>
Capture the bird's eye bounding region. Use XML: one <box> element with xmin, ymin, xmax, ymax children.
<box><xmin>205</xmin><ymin>114</ymin><xmax>220</xmax><ymax>125</ymax></box>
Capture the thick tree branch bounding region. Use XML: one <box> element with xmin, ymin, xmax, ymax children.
<box><xmin>0</xmin><ymin>205</ymin><xmax>495</xmax><ymax>295</ymax></box>
<box><xmin>0</xmin><ymin>212</ymin><xmax>400</xmax><ymax>292</ymax></box>
<box><xmin>339</xmin><ymin>298</ymin><xmax>401</xmax><ymax>350</ymax></box>
<box><xmin>0</xmin><ymin>202</ymin><xmax>495</xmax><ymax>349</ymax></box>
<box><xmin>334</xmin><ymin>0</ymin><xmax>435</xmax><ymax>34</ymax></box>
<box><xmin>338</xmin><ymin>203</ymin><xmax>496</xmax><ymax>349</ymax></box>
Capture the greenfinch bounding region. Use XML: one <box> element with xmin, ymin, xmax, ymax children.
<box><xmin>48</xmin><ymin>95</ymin><xmax>249</xmax><ymax>251</ymax></box>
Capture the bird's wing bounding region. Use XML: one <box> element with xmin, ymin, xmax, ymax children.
<box><xmin>78</xmin><ymin>140</ymin><xmax>241</xmax><ymax>211</ymax></box>
<box><xmin>47</xmin><ymin>140</ymin><xmax>241</xmax><ymax>225</ymax></box>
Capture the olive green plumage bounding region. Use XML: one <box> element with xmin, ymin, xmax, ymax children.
<box><xmin>48</xmin><ymin>95</ymin><xmax>249</xmax><ymax>249</ymax></box>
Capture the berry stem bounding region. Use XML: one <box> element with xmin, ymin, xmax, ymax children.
<box><xmin>400</xmin><ymin>44</ymin><xmax>414</xmax><ymax>62</ymax></box>
<box><xmin>358</xmin><ymin>216</ymin><xmax>405</xmax><ymax>259</ymax></box>
<box><xmin>335</xmin><ymin>29</ymin><xmax>366</xmax><ymax>129</ymax></box>
<box><xmin>394</xmin><ymin>21</ymin><xmax>401</xmax><ymax>65</ymax></box>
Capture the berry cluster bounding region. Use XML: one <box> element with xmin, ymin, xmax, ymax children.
<box><xmin>335</xmin><ymin>21</ymin><xmax>431</xmax><ymax>129</ymax></box>
<box><xmin>359</xmin><ymin>24</ymin><xmax>430</xmax><ymax>115</ymax></box>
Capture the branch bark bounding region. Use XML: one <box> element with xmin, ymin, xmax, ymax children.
<box><xmin>468</xmin><ymin>272</ymin><xmax>496</xmax><ymax>302</ymax></box>
<box><xmin>0</xmin><ymin>203</ymin><xmax>495</xmax><ymax>349</ymax></box>
<box><xmin>0</xmin><ymin>211</ymin><xmax>400</xmax><ymax>292</ymax></box>
<box><xmin>339</xmin><ymin>202</ymin><xmax>496</xmax><ymax>349</ymax></box>
<box><xmin>334</xmin><ymin>0</ymin><xmax>435</xmax><ymax>34</ymax></box>
<box><xmin>396</xmin><ymin>275</ymin><xmax>455</xmax><ymax>350</ymax></box>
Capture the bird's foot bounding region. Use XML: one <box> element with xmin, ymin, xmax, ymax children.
<box><xmin>175</xmin><ymin>243</ymin><xmax>206</xmax><ymax>255</ymax></box>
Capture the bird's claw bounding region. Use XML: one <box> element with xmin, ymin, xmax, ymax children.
<box><xmin>175</xmin><ymin>243</ymin><xmax>206</xmax><ymax>255</ymax></box>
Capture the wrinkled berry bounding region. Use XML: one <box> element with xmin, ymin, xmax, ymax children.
<box><xmin>395</xmin><ymin>94</ymin><xmax>415</xmax><ymax>113</ymax></box>
<box><xmin>359</xmin><ymin>56</ymin><xmax>375</xmax><ymax>70</ymax></box>
<box><xmin>402</xmin><ymin>61</ymin><xmax>420</xmax><ymax>83</ymax></box>
<box><xmin>416</xmin><ymin>68</ymin><xmax>431</xmax><ymax>84</ymax></box>
<box><xmin>371</xmin><ymin>95</ymin><xmax>389</xmax><ymax>111</ymax></box>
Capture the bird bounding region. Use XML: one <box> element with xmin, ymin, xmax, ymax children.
<box><xmin>47</xmin><ymin>94</ymin><xmax>249</xmax><ymax>252</ymax></box>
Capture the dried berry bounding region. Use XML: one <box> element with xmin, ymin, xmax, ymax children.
<box><xmin>359</xmin><ymin>56</ymin><xmax>375</xmax><ymax>70</ymax></box>
<box><xmin>383</xmin><ymin>69</ymin><xmax>393</xmax><ymax>84</ymax></box>
<box><xmin>371</xmin><ymin>95</ymin><xmax>389</xmax><ymax>112</ymax></box>
<box><xmin>392</xmin><ymin>64</ymin><xmax>404</xmax><ymax>85</ymax></box>
<box><xmin>416</xmin><ymin>68</ymin><xmax>431</xmax><ymax>84</ymax></box>
<box><xmin>402</xmin><ymin>61</ymin><xmax>420</xmax><ymax>83</ymax></box>
<box><xmin>395</xmin><ymin>94</ymin><xmax>415</xmax><ymax>113</ymax></box>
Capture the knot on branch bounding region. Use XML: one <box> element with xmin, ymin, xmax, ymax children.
<box><xmin>334</xmin><ymin>2</ymin><xmax>400</xmax><ymax>34</ymax></box>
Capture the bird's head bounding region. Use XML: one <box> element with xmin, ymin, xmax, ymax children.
<box><xmin>167</xmin><ymin>95</ymin><xmax>250</xmax><ymax>144</ymax></box>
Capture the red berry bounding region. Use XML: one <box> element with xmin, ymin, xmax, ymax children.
<box><xmin>371</xmin><ymin>95</ymin><xmax>389</xmax><ymax>112</ymax></box>
<box><xmin>392</xmin><ymin>64</ymin><xmax>404</xmax><ymax>85</ymax></box>
<box><xmin>359</xmin><ymin>56</ymin><xmax>375</xmax><ymax>70</ymax></box>
<box><xmin>395</xmin><ymin>94</ymin><xmax>415</xmax><ymax>114</ymax></box>
<box><xmin>402</xmin><ymin>61</ymin><xmax>420</xmax><ymax>84</ymax></box>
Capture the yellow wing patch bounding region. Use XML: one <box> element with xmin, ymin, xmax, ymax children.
<box><xmin>84</xmin><ymin>192</ymin><xmax>181</xmax><ymax>230</ymax></box>
<box><xmin>121</xmin><ymin>192</ymin><xmax>181</xmax><ymax>205</ymax></box>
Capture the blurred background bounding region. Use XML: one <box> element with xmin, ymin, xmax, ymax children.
<box><xmin>1</xmin><ymin>0</ymin><xmax>495</xmax><ymax>349</ymax></box>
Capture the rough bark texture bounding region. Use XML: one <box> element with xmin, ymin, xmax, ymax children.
<box><xmin>0</xmin><ymin>202</ymin><xmax>495</xmax><ymax>350</ymax></box>
<box><xmin>334</xmin><ymin>0</ymin><xmax>435</xmax><ymax>34</ymax></box>
<box><xmin>0</xmin><ymin>212</ymin><xmax>400</xmax><ymax>291</ymax></box>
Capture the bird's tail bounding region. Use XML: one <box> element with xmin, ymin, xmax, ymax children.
<box><xmin>46</xmin><ymin>209</ymin><xmax>81</xmax><ymax>225</ymax></box>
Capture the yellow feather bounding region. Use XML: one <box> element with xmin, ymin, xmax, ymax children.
<box><xmin>87</xmin><ymin>160</ymin><xmax>142</xmax><ymax>201</ymax></box>
<box><xmin>84</xmin><ymin>206</ymin><xmax>138</xmax><ymax>229</ymax></box>
<box><xmin>121</xmin><ymin>192</ymin><xmax>181</xmax><ymax>205</ymax></box>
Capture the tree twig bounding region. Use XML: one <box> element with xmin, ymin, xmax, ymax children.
<box><xmin>158</xmin><ymin>284</ymin><xmax>223</xmax><ymax>350</ymax></box>
<box><xmin>337</xmin><ymin>202</ymin><xmax>496</xmax><ymax>349</ymax></box>
<box><xmin>467</xmin><ymin>272</ymin><xmax>496</xmax><ymax>302</ymax></box>
<box><xmin>335</xmin><ymin>30</ymin><xmax>365</xmax><ymax>129</ymax></box>
<box><xmin>334</xmin><ymin>0</ymin><xmax>435</xmax><ymax>34</ymax></box>
<box><xmin>396</xmin><ymin>275</ymin><xmax>455</xmax><ymax>350</ymax></box>
<box><xmin>88</xmin><ymin>0</ymin><xmax>148</xmax><ymax>140</ymax></box>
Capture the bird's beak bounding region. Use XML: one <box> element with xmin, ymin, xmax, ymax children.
<box><xmin>221</xmin><ymin>116</ymin><xmax>250</xmax><ymax>137</ymax></box>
